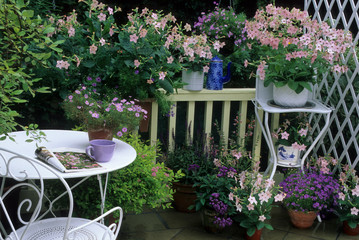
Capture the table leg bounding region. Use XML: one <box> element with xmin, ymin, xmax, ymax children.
<box><xmin>97</xmin><ymin>173</ymin><xmax>109</xmax><ymax>224</ymax></box>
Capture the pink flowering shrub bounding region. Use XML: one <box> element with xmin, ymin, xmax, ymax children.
<box><xmin>272</xmin><ymin>113</ymin><xmax>311</xmax><ymax>151</ymax></box>
<box><xmin>62</xmin><ymin>85</ymin><xmax>147</xmax><ymax>137</ymax></box>
<box><xmin>50</xmin><ymin>0</ymin><xmax>120</xmax><ymax>90</ymax></box>
<box><xmin>230</xmin><ymin>161</ymin><xmax>285</xmax><ymax>237</ymax></box>
<box><xmin>336</xmin><ymin>164</ymin><xmax>359</xmax><ymax>228</ymax></box>
<box><xmin>245</xmin><ymin>4</ymin><xmax>353</xmax><ymax>93</ymax></box>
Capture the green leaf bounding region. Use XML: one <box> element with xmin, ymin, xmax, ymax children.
<box><xmin>82</xmin><ymin>61</ymin><xmax>96</xmax><ymax>68</ymax></box>
<box><xmin>43</xmin><ymin>26</ymin><xmax>55</xmax><ymax>34</ymax></box>
<box><xmin>159</xmin><ymin>79</ymin><xmax>173</xmax><ymax>93</ymax></box>
<box><xmin>22</xmin><ymin>10</ymin><xmax>34</xmax><ymax>18</ymax></box>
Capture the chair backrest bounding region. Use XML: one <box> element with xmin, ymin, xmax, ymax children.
<box><xmin>0</xmin><ymin>147</ymin><xmax>74</xmax><ymax>239</ymax></box>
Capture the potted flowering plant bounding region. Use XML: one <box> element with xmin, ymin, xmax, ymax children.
<box><xmin>193</xmin><ymin>116</ymin><xmax>254</xmax><ymax>232</ymax></box>
<box><xmin>272</xmin><ymin>113</ymin><xmax>311</xmax><ymax>166</ymax></box>
<box><xmin>336</xmin><ymin>164</ymin><xmax>359</xmax><ymax>235</ymax></box>
<box><xmin>165</xmin><ymin>138</ymin><xmax>214</xmax><ymax>213</ymax></box>
<box><xmin>62</xmin><ymin>84</ymin><xmax>147</xmax><ymax>140</ymax></box>
<box><xmin>245</xmin><ymin>4</ymin><xmax>353</xmax><ymax>107</ymax></box>
<box><xmin>279</xmin><ymin>166</ymin><xmax>339</xmax><ymax>229</ymax></box>
<box><xmin>230</xmin><ymin>161</ymin><xmax>285</xmax><ymax>239</ymax></box>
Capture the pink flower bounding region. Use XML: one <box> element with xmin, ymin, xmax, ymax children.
<box><xmin>134</xmin><ymin>59</ymin><xmax>140</xmax><ymax>67</ymax></box>
<box><xmin>244</xmin><ymin>60</ymin><xmax>248</xmax><ymax>68</ymax></box>
<box><xmin>68</xmin><ymin>26</ymin><xmax>75</xmax><ymax>37</ymax></box>
<box><xmin>274</xmin><ymin>193</ymin><xmax>285</xmax><ymax>202</ymax></box>
<box><xmin>281</xmin><ymin>131</ymin><xmax>290</xmax><ymax>140</ymax></box>
<box><xmin>248</xmin><ymin>196</ymin><xmax>257</xmax><ymax>205</ymax></box>
<box><xmin>158</xmin><ymin>71</ymin><xmax>167</xmax><ymax>80</ymax></box>
<box><xmin>203</xmin><ymin>66</ymin><xmax>210</xmax><ymax>73</ymax></box>
<box><xmin>298</xmin><ymin>128</ymin><xmax>307</xmax><ymax>136</ymax></box>
<box><xmin>147</xmin><ymin>79</ymin><xmax>154</xmax><ymax>84</ymax></box>
<box><xmin>352</xmin><ymin>185</ymin><xmax>359</xmax><ymax>197</ymax></box>
<box><xmin>108</xmin><ymin>7</ymin><xmax>113</xmax><ymax>15</ymax></box>
<box><xmin>139</xmin><ymin>28</ymin><xmax>147</xmax><ymax>38</ymax></box>
<box><xmin>167</xmin><ymin>56</ymin><xmax>174</xmax><ymax>64</ymax></box>
<box><xmin>351</xmin><ymin>207</ymin><xmax>359</xmax><ymax>216</ymax></box>
<box><xmin>258</xmin><ymin>191</ymin><xmax>272</xmax><ymax>203</ymax></box>
<box><xmin>130</xmin><ymin>34</ymin><xmax>139</xmax><ymax>43</ymax></box>
<box><xmin>259</xmin><ymin>215</ymin><xmax>266</xmax><ymax>222</ymax></box>
<box><xmin>109</xmin><ymin>28</ymin><xmax>114</xmax><ymax>36</ymax></box>
<box><xmin>56</xmin><ymin>60</ymin><xmax>70</xmax><ymax>69</ymax></box>
<box><xmin>89</xmin><ymin>44</ymin><xmax>98</xmax><ymax>54</ymax></box>
<box><xmin>247</xmin><ymin>204</ymin><xmax>255</xmax><ymax>211</ymax></box>
<box><xmin>98</xmin><ymin>13</ymin><xmax>106</xmax><ymax>22</ymax></box>
<box><xmin>184</xmin><ymin>23</ymin><xmax>191</xmax><ymax>31</ymax></box>
<box><xmin>338</xmin><ymin>192</ymin><xmax>345</xmax><ymax>201</ymax></box>
<box><xmin>99</xmin><ymin>38</ymin><xmax>106</xmax><ymax>46</ymax></box>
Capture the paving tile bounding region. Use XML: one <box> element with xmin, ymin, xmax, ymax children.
<box><xmin>284</xmin><ymin>233</ymin><xmax>326</xmax><ymax>240</ymax></box>
<box><xmin>172</xmin><ymin>227</ymin><xmax>242</xmax><ymax>240</ymax></box>
<box><xmin>158</xmin><ymin>210</ymin><xmax>202</xmax><ymax>229</ymax></box>
<box><xmin>121</xmin><ymin>212</ymin><xmax>166</xmax><ymax>233</ymax></box>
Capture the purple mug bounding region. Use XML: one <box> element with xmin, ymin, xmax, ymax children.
<box><xmin>86</xmin><ymin>139</ymin><xmax>116</xmax><ymax>162</ymax></box>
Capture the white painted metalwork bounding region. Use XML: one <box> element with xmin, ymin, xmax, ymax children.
<box><xmin>304</xmin><ymin>0</ymin><xmax>359</xmax><ymax>169</ymax></box>
<box><xmin>253</xmin><ymin>77</ymin><xmax>333</xmax><ymax>181</ymax></box>
<box><xmin>0</xmin><ymin>148</ymin><xmax>123</xmax><ymax>240</ymax></box>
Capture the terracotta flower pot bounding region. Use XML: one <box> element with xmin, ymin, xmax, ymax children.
<box><xmin>172</xmin><ymin>182</ymin><xmax>196</xmax><ymax>213</ymax></box>
<box><xmin>88</xmin><ymin>128</ymin><xmax>113</xmax><ymax>141</ymax></box>
<box><xmin>245</xmin><ymin>228</ymin><xmax>263</xmax><ymax>240</ymax></box>
<box><xmin>343</xmin><ymin>221</ymin><xmax>359</xmax><ymax>236</ymax></box>
<box><xmin>288</xmin><ymin>209</ymin><xmax>317</xmax><ymax>229</ymax></box>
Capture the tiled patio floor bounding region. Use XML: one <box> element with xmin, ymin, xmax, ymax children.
<box><xmin>118</xmin><ymin>206</ymin><xmax>358</xmax><ymax>240</ymax></box>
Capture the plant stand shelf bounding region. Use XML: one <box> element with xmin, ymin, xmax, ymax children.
<box><xmin>253</xmin><ymin>78</ymin><xmax>333</xmax><ymax>181</ymax></box>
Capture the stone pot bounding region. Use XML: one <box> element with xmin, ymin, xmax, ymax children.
<box><xmin>200</xmin><ymin>208</ymin><xmax>224</xmax><ymax>233</ymax></box>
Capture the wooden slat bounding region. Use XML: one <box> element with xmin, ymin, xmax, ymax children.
<box><xmin>186</xmin><ymin>101</ymin><xmax>195</xmax><ymax>144</ymax></box>
<box><xmin>168</xmin><ymin>102</ymin><xmax>177</xmax><ymax>151</ymax></box>
<box><xmin>150</xmin><ymin>101</ymin><xmax>159</xmax><ymax>146</ymax></box>
<box><xmin>253</xmin><ymin>109</ymin><xmax>263</xmax><ymax>161</ymax></box>
<box><xmin>221</xmin><ymin>101</ymin><xmax>231</xmax><ymax>149</ymax></box>
<box><xmin>204</xmin><ymin>101</ymin><xmax>213</xmax><ymax>147</ymax></box>
<box><xmin>239</xmin><ymin>101</ymin><xmax>248</xmax><ymax>146</ymax></box>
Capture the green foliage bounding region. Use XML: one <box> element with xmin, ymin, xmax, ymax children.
<box><xmin>24</xmin><ymin>123</ymin><xmax>47</xmax><ymax>148</ymax></box>
<box><xmin>105</xmin><ymin>134</ymin><xmax>183</xmax><ymax>214</ymax></box>
<box><xmin>0</xmin><ymin>0</ymin><xmax>62</xmax><ymax>135</ymax></box>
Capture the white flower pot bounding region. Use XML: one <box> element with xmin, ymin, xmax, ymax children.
<box><xmin>273</xmin><ymin>85</ymin><xmax>309</xmax><ymax>107</ymax></box>
<box><xmin>277</xmin><ymin>144</ymin><xmax>300</xmax><ymax>166</ymax></box>
<box><xmin>182</xmin><ymin>70</ymin><xmax>204</xmax><ymax>91</ymax></box>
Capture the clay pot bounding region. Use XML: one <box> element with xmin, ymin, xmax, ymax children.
<box><xmin>88</xmin><ymin>128</ymin><xmax>113</xmax><ymax>141</ymax></box>
<box><xmin>245</xmin><ymin>228</ymin><xmax>263</xmax><ymax>240</ymax></box>
<box><xmin>343</xmin><ymin>221</ymin><xmax>359</xmax><ymax>236</ymax></box>
<box><xmin>172</xmin><ymin>182</ymin><xmax>197</xmax><ymax>213</ymax></box>
<box><xmin>288</xmin><ymin>209</ymin><xmax>317</xmax><ymax>229</ymax></box>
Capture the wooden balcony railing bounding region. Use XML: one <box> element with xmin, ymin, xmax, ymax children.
<box><xmin>146</xmin><ymin>88</ymin><xmax>265</xmax><ymax>161</ymax></box>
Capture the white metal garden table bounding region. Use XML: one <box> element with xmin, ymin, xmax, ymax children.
<box><xmin>0</xmin><ymin>130</ymin><xmax>137</xmax><ymax>217</ymax></box>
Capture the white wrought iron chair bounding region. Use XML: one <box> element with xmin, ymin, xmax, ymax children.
<box><xmin>0</xmin><ymin>147</ymin><xmax>123</xmax><ymax>240</ymax></box>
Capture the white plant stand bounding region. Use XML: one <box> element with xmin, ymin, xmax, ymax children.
<box><xmin>253</xmin><ymin>78</ymin><xmax>333</xmax><ymax>181</ymax></box>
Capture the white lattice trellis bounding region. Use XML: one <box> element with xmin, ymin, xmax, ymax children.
<box><xmin>304</xmin><ymin>0</ymin><xmax>359</xmax><ymax>170</ymax></box>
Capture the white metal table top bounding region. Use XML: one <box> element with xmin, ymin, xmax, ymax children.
<box><xmin>0</xmin><ymin>130</ymin><xmax>137</xmax><ymax>179</ymax></box>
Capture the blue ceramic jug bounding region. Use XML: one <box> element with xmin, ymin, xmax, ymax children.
<box><xmin>206</xmin><ymin>56</ymin><xmax>231</xmax><ymax>90</ymax></box>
